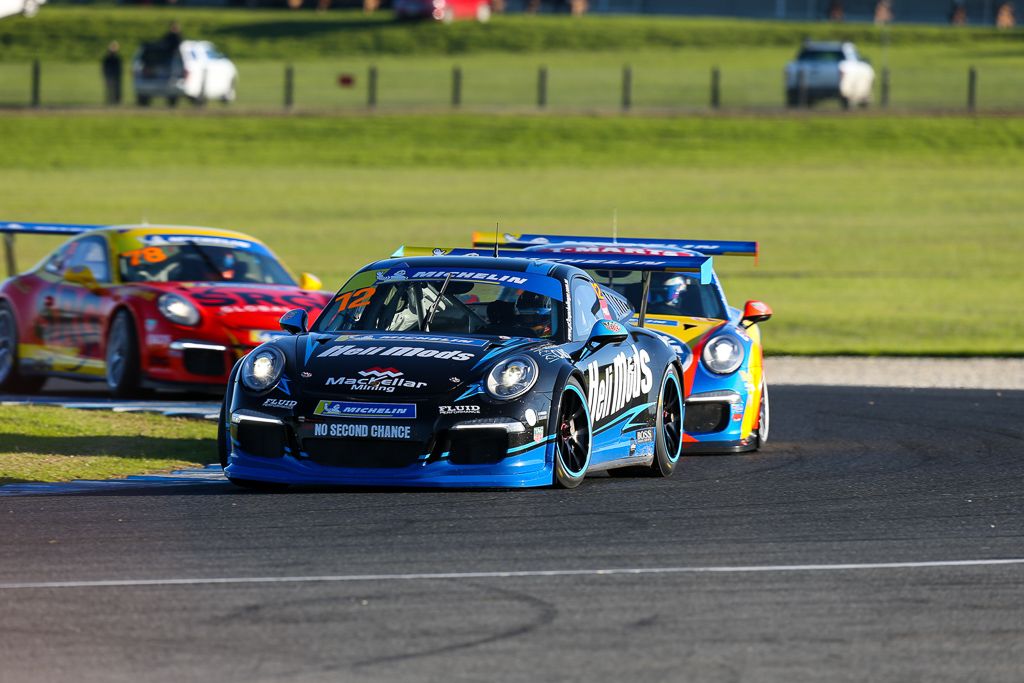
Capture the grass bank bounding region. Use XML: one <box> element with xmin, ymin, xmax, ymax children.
<box><xmin>0</xmin><ymin>406</ymin><xmax>216</xmax><ymax>484</ymax></box>
<box><xmin>0</xmin><ymin>113</ymin><xmax>1021</xmax><ymax>355</ymax></box>
<box><xmin>1</xmin><ymin>7</ymin><xmax>1021</xmax><ymax>62</ymax></box>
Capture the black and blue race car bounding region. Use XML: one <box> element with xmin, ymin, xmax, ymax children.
<box><xmin>219</xmin><ymin>253</ymin><xmax>707</xmax><ymax>489</ymax></box>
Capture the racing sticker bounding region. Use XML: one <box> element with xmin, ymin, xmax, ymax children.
<box><xmin>439</xmin><ymin>405</ymin><xmax>481</xmax><ymax>415</ymax></box>
<box><xmin>635</xmin><ymin>428</ymin><xmax>654</xmax><ymax>443</ymax></box>
<box><xmin>311</xmin><ymin>423</ymin><xmax>413</xmax><ymax>439</ymax></box>
<box><xmin>585</xmin><ymin>344</ymin><xmax>653</xmax><ymax>423</ymax></box>
<box><xmin>263</xmin><ymin>398</ymin><xmax>298</xmax><ymax>409</ymax></box>
<box><xmin>324</xmin><ymin>368</ymin><xmax>428</xmax><ymax>392</ymax></box>
<box><xmin>340</xmin><ymin>333</ymin><xmax>489</xmax><ymax>348</ymax></box>
<box><xmin>314</xmin><ymin>401</ymin><xmax>417</xmax><ymax>419</ymax></box>
<box><xmin>140</xmin><ymin>234</ymin><xmax>253</xmax><ymax>250</ymax></box>
<box><xmin>317</xmin><ymin>344</ymin><xmax>475</xmax><ymax>362</ymax></box>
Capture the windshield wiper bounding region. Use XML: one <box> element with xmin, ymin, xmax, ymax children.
<box><xmin>423</xmin><ymin>273</ymin><xmax>453</xmax><ymax>332</ymax></box>
<box><xmin>181</xmin><ymin>240</ymin><xmax>224</xmax><ymax>281</ymax></box>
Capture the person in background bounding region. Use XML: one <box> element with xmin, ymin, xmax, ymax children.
<box><xmin>162</xmin><ymin>21</ymin><xmax>182</xmax><ymax>52</ymax></box>
<box><xmin>996</xmin><ymin>2</ymin><xmax>1015</xmax><ymax>27</ymax></box>
<box><xmin>101</xmin><ymin>41</ymin><xmax>122</xmax><ymax>106</ymax></box>
<box><xmin>827</xmin><ymin>0</ymin><xmax>844</xmax><ymax>21</ymax></box>
<box><xmin>874</xmin><ymin>0</ymin><xmax>894</xmax><ymax>25</ymax></box>
<box><xmin>949</xmin><ymin>1</ymin><xmax>968</xmax><ymax>24</ymax></box>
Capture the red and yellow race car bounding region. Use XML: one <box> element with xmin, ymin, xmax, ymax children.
<box><xmin>0</xmin><ymin>222</ymin><xmax>330</xmax><ymax>396</ymax></box>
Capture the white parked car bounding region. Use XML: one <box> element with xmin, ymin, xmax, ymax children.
<box><xmin>784</xmin><ymin>41</ymin><xmax>874</xmax><ymax>108</ymax></box>
<box><xmin>0</xmin><ymin>0</ymin><xmax>45</xmax><ymax>19</ymax></box>
<box><xmin>132</xmin><ymin>40</ymin><xmax>237</xmax><ymax>107</ymax></box>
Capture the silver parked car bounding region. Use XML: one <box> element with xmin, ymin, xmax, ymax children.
<box><xmin>784</xmin><ymin>41</ymin><xmax>875</xmax><ymax>108</ymax></box>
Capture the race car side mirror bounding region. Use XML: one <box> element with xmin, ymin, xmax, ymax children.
<box><xmin>63</xmin><ymin>265</ymin><xmax>100</xmax><ymax>290</ymax></box>
<box><xmin>572</xmin><ymin>319</ymin><xmax>629</xmax><ymax>362</ymax></box>
<box><xmin>279</xmin><ymin>308</ymin><xmax>308</xmax><ymax>335</ymax></box>
<box><xmin>298</xmin><ymin>272</ymin><xmax>322</xmax><ymax>291</ymax></box>
<box><xmin>741</xmin><ymin>300</ymin><xmax>773</xmax><ymax>327</ymax></box>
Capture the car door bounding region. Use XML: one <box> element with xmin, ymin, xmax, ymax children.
<box><xmin>570</xmin><ymin>276</ymin><xmax>647</xmax><ymax>465</ymax></box>
<box><xmin>46</xmin><ymin>235</ymin><xmax>114</xmax><ymax>376</ymax></box>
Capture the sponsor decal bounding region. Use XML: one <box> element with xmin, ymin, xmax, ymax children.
<box><xmin>642</xmin><ymin>317</ymin><xmax>680</xmax><ymax>327</ymax></box>
<box><xmin>543</xmin><ymin>245</ymin><xmax>699</xmax><ymax>257</ymax></box>
<box><xmin>312</xmin><ymin>423</ymin><xmax>413</xmax><ymax>439</ymax></box>
<box><xmin>533</xmin><ymin>426</ymin><xmax>545</xmax><ymax>442</ymax></box>
<box><xmin>376</xmin><ymin>269</ymin><xmax>407</xmax><ymax>282</ymax></box>
<box><xmin>439</xmin><ymin>405</ymin><xmax>481</xmax><ymax>415</ymax></box>
<box><xmin>141</xmin><ymin>234</ymin><xmax>252</xmax><ymax>250</ymax></box>
<box><xmin>449</xmin><ymin>376</ymin><xmax>461</xmax><ymax>383</ymax></box>
<box><xmin>524</xmin><ymin>408</ymin><xmax>538</xmax><ymax>427</ymax></box>
<box><xmin>300</xmin><ymin>371</ymin><xmax>312</xmax><ymax>378</ymax></box>
<box><xmin>343</xmin><ymin>334</ymin><xmax>489</xmax><ymax>348</ymax></box>
<box><xmin>252</xmin><ymin>330</ymin><xmax>288</xmax><ymax>344</ymax></box>
<box><xmin>603</xmin><ymin>321</ymin><xmax>624</xmax><ymax>333</ymax></box>
<box><xmin>535</xmin><ymin>347</ymin><xmax>570</xmax><ymax>364</ymax></box>
<box><xmin>585</xmin><ymin>344</ymin><xmax>653</xmax><ymax>423</ymax></box>
<box><xmin>324</xmin><ymin>367</ymin><xmax>428</xmax><ymax>392</ymax></box>
<box><xmin>263</xmin><ymin>398</ymin><xmax>298</xmax><ymax>409</ymax></box>
<box><xmin>314</xmin><ymin>401</ymin><xmax>417</xmax><ymax>419</ymax></box>
<box><xmin>317</xmin><ymin>344</ymin><xmax>475</xmax><ymax>362</ymax></box>
<box><xmin>147</xmin><ymin>333</ymin><xmax>171</xmax><ymax>346</ymax></box>
<box><xmin>189</xmin><ymin>289</ymin><xmax>323</xmax><ymax>312</ymax></box>
<box><xmin>407</xmin><ymin>269</ymin><xmax>528</xmax><ymax>286</ymax></box>
<box><xmin>635</xmin><ymin>428</ymin><xmax>654</xmax><ymax>443</ymax></box>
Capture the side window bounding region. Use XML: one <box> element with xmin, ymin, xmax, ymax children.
<box><xmin>65</xmin><ymin>236</ymin><xmax>111</xmax><ymax>283</ymax></box>
<box><xmin>43</xmin><ymin>243</ymin><xmax>74</xmax><ymax>276</ymax></box>
<box><xmin>571</xmin><ymin>278</ymin><xmax>604</xmax><ymax>341</ymax></box>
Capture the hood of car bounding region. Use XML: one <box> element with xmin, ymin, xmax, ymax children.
<box><xmin>134</xmin><ymin>282</ymin><xmax>329</xmax><ymax>332</ymax></box>
<box><xmin>292</xmin><ymin>332</ymin><xmax>549</xmax><ymax>398</ymax></box>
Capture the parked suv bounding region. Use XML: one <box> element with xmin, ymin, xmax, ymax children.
<box><xmin>132</xmin><ymin>40</ymin><xmax>238</xmax><ymax>107</ymax></box>
<box><xmin>784</xmin><ymin>41</ymin><xmax>874</xmax><ymax>108</ymax></box>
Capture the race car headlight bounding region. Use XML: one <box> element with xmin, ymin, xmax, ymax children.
<box><xmin>486</xmin><ymin>356</ymin><xmax>539</xmax><ymax>401</ymax></box>
<box><xmin>240</xmin><ymin>345</ymin><xmax>286</xmax><ymax>393</ymax></box>
<box><xmin>702</xmin><ymin>335</ymin><xmax>745</xmax><ymax>375</ymax></box>
<box><xmin>157</xmin><ymin>293</ymin><xmax>201</xmax><ymax>327</ymax></box>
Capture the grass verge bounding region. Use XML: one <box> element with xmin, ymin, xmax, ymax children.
<box><xmin>0</xmin><ymin>112</ymin><xmax>1022</xmax><ymax>355</ymax></box>
<box><xmin>0</xmin><ymin>406</ymin><xmax>216</xmax><ymax>484</ymax></box>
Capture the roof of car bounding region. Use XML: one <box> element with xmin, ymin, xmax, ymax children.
<box><xmin>88</xmin><ymin>225</ymin><xmax>269</xmax><ymax>246</ymax></box>
<box><xmin>801</xmin><ymin>41</ymin><xmax>852</xmax><ymax>50</ymax></box>
<box><xmin>365</xmin><ymin>255</ymin><xmax>584</xmax><ymax>280</ymax></box>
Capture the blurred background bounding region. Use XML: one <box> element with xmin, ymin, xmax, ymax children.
<box><xmin>1</xmin><ymin>0</ymin><xmax>1022</xmax><ymax>355</ymax></box>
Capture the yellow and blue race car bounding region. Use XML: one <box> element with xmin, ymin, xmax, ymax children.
<box><xmin>472</xmin><ymin>232</ymin><xmax>772</xmax><ymax>454</ymax></box>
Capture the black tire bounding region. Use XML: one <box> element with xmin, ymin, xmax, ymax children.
<box><xmin>553</xmin><ymin>377</ymin><xmax>591</xmax><ymax>489</ymax></box>
<box><xmin>217</xmin><ymin>396</ymin><xmax>229</xmax><ymax>469</ymax></box>
<box><xmin>754</xmin><ymin>380</ymin><xmax>770</xmax><ymax>450</ymax></box>
<box><xmin>785</xmin><ymin>89</ymin><xmax>799</xmax><ymax>107</ymax></box>
<box><xmin>105</xmin><ymin>310</ymin><xmax>143</xmax><ymax>398</ymax></box>
<box><xmin>609</xmin><ymin>365</ymin><xmax>682</xmax><ymax>478</ymax></box>
<box><xmin>167</xmin><ymin>96</ymin><xmax>178</xmax><ymax>107</ymax></box>
<box><xmin>136</xmin><ymin>94</ymin><xmax>151</xmax><ymax>107</ymax></box>
<box><xmin>840</xmin><ymin>96</ymin><xmax>851</xmax><ymax>110</ymax></box>
<box><xmin>0</xmin><ymin>301</ymin><xmax>46</xmax><ymax>394</ymax></box>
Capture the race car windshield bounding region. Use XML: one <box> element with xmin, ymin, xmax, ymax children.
<box><xmin>589</xmin><ymin>270</ymin><xmax>727</xmax><ymax>320</ymax></box>
<box><xmin>117</xmin><ymin>237</ymin><xmax>296</xmax><ymax>285</ymax></box>
<box><xmin>315</xmin><ymin>270</ymin><xmax>563</xmax><ymax>339</ymax></box>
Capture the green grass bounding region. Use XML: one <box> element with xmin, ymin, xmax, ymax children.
<box><xmin>1</xmin><ymin>113</ymin><xmax>1022</xmax><ymax>356</ymax></box>
<box><xmin>0</xmin><ymin>406</ymin><xmax>216</xmax><ymax>484</ymax></box>
<box><xmin>2</xmin><ymin>7</ymin><xmax>1021</xmax><ymax>63</ymax></box>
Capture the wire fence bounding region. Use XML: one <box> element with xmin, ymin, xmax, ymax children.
<box><xmin>2</xmin><ymin>60</ymin><xmax>1024</xmax><ymax>112</ymax></box>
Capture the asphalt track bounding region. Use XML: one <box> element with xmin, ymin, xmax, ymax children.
<box><xmin>2</xmin><ymin>385</ymin><xmax>1023</xmax><ymax>683</ymax></box>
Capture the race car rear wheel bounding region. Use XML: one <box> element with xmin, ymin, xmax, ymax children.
<box><xmin>105</xmin><ymin>310</ymin><xmax>143</xmax><ymax>398</ymax></box>
<box><xmin>754</xmin><ymin>379</ymin><xmax>770</xmax><ymax>450</ymax></box>
<box><xmin>0</xmin><ymin>301</ymin><xmax>45</xmax><ymax>394</ymax></box>
<box><xmin>609</xmin><ymin>364</ymin><xmax>681</xmax><ymax>478</ymax></box>
<box><xmin>553</xmin><ymin>377</ymin><xmax>591</xmax><ymax>489</ymax></box>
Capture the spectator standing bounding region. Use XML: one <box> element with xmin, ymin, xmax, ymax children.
<box><xmin>101</xmin><ymin>41</ymin><xmax>122</xmax><ymax>106</ymax></box>
<box><xmin>996</xmin><ymin>2</ymin><xmax>1015</xmax><ymax>27</ymax></box>
<box><xmin>162</xmin><ymin>21</ymin><xmax>182</xmax><ymax>53</ymax></box>
<box><xmin>950</xmin><ymin>1</ymin><xmax>967</xmax><ymax>24</ymax></box>
<box><xmin>874</xmin><ymin>0</ymin><xmax>894</xmax><ymax>25</ymax></box>
<box><xmin>827</xmin><ymin>0</ymin><xmax>844</xmax><ymax>21</ymax></box>
<box><xmin>569</xmin><ymin>0</ymin><xmax>588</xmax><ymax>15</ymax></box>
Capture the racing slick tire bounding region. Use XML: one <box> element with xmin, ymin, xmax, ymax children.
<box><xmin>0</xmin><ymin>301</ymin><xmax>46</xmax><ymax>394</ymax></box>
<box><xmin>553</xmin><ymin>377</ymin><xmax>592</xmax><ymax>489</ymax></box>
<box><xmin>105</xmin><ymin>310</ymin><xmax>144</xmax><ymax>398</ymax></box>
<box><xmin>609</xmin><ymin>364</ymin><xmax>682</xmax><ymax>478</ymax></box>
<box><xmin>753</xmin><ymin>379</ymin><xmax>770</xmax><ymax>450</ymax></box>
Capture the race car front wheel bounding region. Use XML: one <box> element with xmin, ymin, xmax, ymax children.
<box><xmin>553</xmin><ymin>377</ymin><xmax>592</xmax><ymax>489</ymax></box>
<box><xmin>754</xmin><ymin>380</ymin><xmax>770</xmax><ymax>450</ymax></box>
<box><xmin>105</xmin><ymin>310</ymin><xmax>143</xmax><ymax>398</ymax></box>
<box><xmin>0</xmin><ymin>302</ymin><xmax>45</xmax><ymax>394</ymax></box>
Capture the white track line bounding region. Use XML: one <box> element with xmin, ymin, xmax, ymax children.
<box><xmin>2</xmin><ymin>559</ymin><xmax>1022</xmax><ymax>591</ymax></box>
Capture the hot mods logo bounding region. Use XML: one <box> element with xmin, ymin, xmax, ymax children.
<box><xmin>585</xmin><ymin>344</ymin><xmax>653</xmax><ymax>422</ymax></box>
<box><xmin>324</xmin><ymin>367</ymin><xmax>428</xmax><ymax>392</ymax></box>
<box><xmin>317</xmin><ymin>344</ymin><xmax>475</xmax><ymax>362</ymax></box>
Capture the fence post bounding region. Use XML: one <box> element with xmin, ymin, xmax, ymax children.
<box><xmin>798</xmin><ymin>69</ymin><xmax>808</xmax><ymax>107</ymax></box>
<box><xmin>368</xmin><ymin>66</ymin><xmax>378</xmax><ymax>108</ymax></box>
<box><xmin>621</xmin><ymin>65</ymin><xmax>632</xmax><ymax>111</ymax></box>
<box><xmin>710</xmin><ymin>66</ymin><xmax>720</xmax><ymax>109</ymax></box>
<box><xmin>284</xmin><ymin>64</ymin><xmax>294</xmax><ymax>109</ymax></box>
<box><xmin>967</xmin><ymin>66</ymin><xmax>977</xmax><ymax>112</ymax></box>
<box><xmin>881</xmin><ymin>67</ymin><xmax>890</xmax><ymax>108</ymax></box>
<box><xmin>30</xmin><ymin>60</ymin><xmax>40</xmax><ymax>108</ymax></box>
<box><xmin>537</xmin><ymin>66</ymin><xmax>547</xmax><ymax>109</ymax></box>
<box><xmin>452</xmin><ymin>66</ymin><xmax>462</xmax><ymax>108</ymax></box>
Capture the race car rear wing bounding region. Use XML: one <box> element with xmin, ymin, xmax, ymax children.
<box><xmin>1</xmin><ymin>221</ymin><xmax>102</xmax><ymax>277</ymax></box>
<box><xmin>470</xmin><ymin>231</ymin><xmax>758</xmax><ymax>259</ymax></box>
<box><xmin>391</xmin><ymin>245</ymin><xmax>714</xmax><ymax>328</ymax></box>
